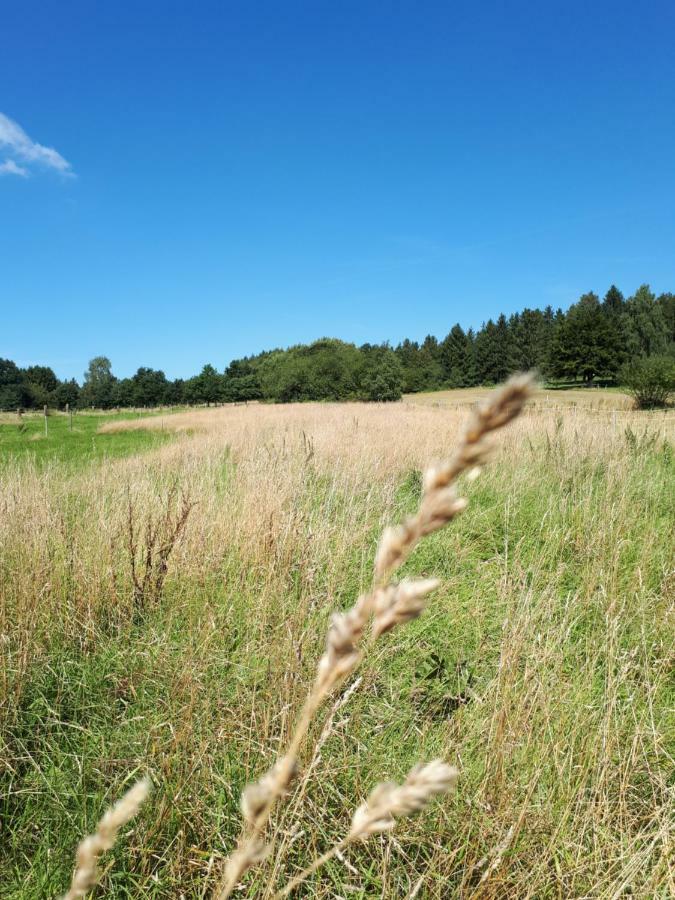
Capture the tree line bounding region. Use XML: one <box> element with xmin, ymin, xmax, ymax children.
<box><xmin>1</xmin><ymin>284</ymin><xmax>673</xmax><ymax>410</ymax></box>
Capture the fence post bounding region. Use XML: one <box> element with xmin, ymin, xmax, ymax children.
<box><xmin>44</xmin><ymin>404</ymin><xmax>48</xmax><ymax>437</ymax></box>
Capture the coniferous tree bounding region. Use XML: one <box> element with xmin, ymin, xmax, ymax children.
<box><xmin>463</xmin><ymin>328</ymin><xmax>479</xmax><ymax>386</ymax></box>
<box><xmin>4</xmin><ymin>280</ymin><xmax>673</xmax><ymax>407</ymax></box>
<box><xmin>395</xmin><ymin>340</ymin><xmax>426</xmax><ymax>392</ymax></box>
<box><xmin>420</xmin><ymin>335</ymin><xmax>443</xmax><ymax>389</ymax></box>
<box><xmin>439</xmin><ymin>324</ymin><xmax>470</xmax><ymax>386</ymax></box>
<box><xmin>539</xmin><ymin>306</ymin><xmax>556</xmax><ymax>372</ymax></box>
<box><xmin>512</xmin><ymin>308</ymin><xmax>552</xmax><ymax>372</ymax></box>
<box><xmin>474</xmin><ymin>320</ymin><xmax>495</xmax><ymax>383</ymax></box>
<box><xmin>548</xmin><ymin>293</ymin><xmax>621</xmax><ymax>382</ymax></box>
<box><xmin>495</xmin><ymin>314</ymin><xmax>517</xmax><ymax>380</ymax></box>
<box><xmin>475</xmin><ymin>317</ymin><xmax>516</xmax><ymax>383</ymax></box>
<box><xmin>602</xmin><ymin>285</ymin><xmax>625</xmax><ymax>315</ymax></box>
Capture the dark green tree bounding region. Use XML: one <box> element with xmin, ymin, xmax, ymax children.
<box><xmin>621</xmin><ymin>355</ymin><xmax>675</xmax><ymax>408</ymax></box>
<box><xmin>439</xmin><ymin>324</ymin><xmax>471</xmax><ymax>386</ymax></box>
<box><xmin>131</xmin><ymin>367</ymin><xmax>169</xmax><ymax>406</ymax></box>
<box><xmin>359</xmin><ymin>345</ymin><xmax>403</xmax><ymax>401</ymax></box>
<box><xmin>394</xmin><ymin>340</ymin><xmax>426</xmax><ymax>392</ymax></box>
<box><xmin>463</xmin><ymin>329</ymin><xmax>479</xmax><ymax>386</ymax></box>
<box><xmin>548</xmin><ymin>293</ymin><xmax>622</xmax><ymax>382</ymax></box>
<box><xmin>21</xmin><ymin>365</ymin><xmax>59</xmax><ymax>408</ymax></box>
<box><xmin>188</xmin><ymin>364</ymin><xmax>224</xmax><ymax>405</ymax></box>
<box><xmin>602</xmin><ymin>285</ymin><xmax>625</xmax><ymax>315</ymax></box>
<box><xmin>23</xmin><ymin>365</ymin><xmax>59</xmax><ymax>394</ymax></box>
<box><xmin>657</xmin><ymin>293</ymin><xmax>675</xmax><ymax>345</ymax></box>
<box><xmin>624</xmin><ymin>285</ymin><xmax>669</xmax><ymax>357</ymax></box>
<box><xmin>166</xmin><ymin>378</ymin><xmax>186</xmax><ymax>405</ymax></box>
<box><xmin>81</xmin><ymin>356</ymin><xmax>116</xmax><ymax>408</ymax></box>
<box><xmin>0</xmin><ymin>358</ymin><xmax>29</xmax><ymax>409</ymax></box>
<box><xmin>223</xmin><ymin>358</ymin><xmax>263</xmax><ymax>402</ymax></box>
<box><xmin>512</xmin><ymin>308</ymin><xmax>551</xmax><ymax>372</ymax></box>
<box><xmin>111</xmin><ymin>378</ymin><xmax>135</xmax><ymax>407</ymax></box>
<box><xmin>54</xmin><ymin>379</ymin><xmax>81</xmax><ymax>409</ymax></box>
<box><xmin>475</xmin><ymin>317</ymin><xmax>516</xmax><ymax>383</ymax></box>
<box><xmin>415</xmin><ymin>337</ymin><xmax>443</xmax><ymax>390</ymax></box>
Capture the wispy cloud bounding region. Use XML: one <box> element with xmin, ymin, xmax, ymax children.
<box><xmin>0</xmin><ymin>159</ymin><xmax>29</xmax><ymax>177</ymax></box>
<box><xmin>0</xmin><ymin>112</ymin><xmax>73</xmax><ymax>178</ymax></box>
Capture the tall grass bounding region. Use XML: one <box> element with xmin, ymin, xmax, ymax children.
<box><xmin>0</xmin><ymin>389</ymin><xmax>673</xmax><ymax>897</ymax></box>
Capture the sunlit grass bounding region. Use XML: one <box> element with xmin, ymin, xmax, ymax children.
<box><xmin>0</xmin><ymin>391</ymin><xmax>673</xmax><ymax>897</ymax></box>
<box><xmin>0</xmin><ymin>410</ymin><xmax>176</xmax><ymax>467</ymax></box>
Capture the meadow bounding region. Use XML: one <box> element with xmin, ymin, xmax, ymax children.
<box><xmin>1</xmin><ymin>387</ymin><xmax>673</xmax><ymax>898</ymax></box>
<box><xmin>0</xmin><ymin>410</ymin><xmax>175</xmax><ymax>468</ymax></box>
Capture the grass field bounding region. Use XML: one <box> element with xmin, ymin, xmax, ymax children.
<box><xmin>1</xmin><ymin>388</ymin><xmax>673</xmax><ymax>898</ymax></box>
<box><xmin>404</xmin><ymin>385</ymin><xmax>634</xmax><ymax>410</ymax></box>
<box><xmin>0</xmin><ymin>410</ymin><xmax>176</xmax><ymax>467</ymax></box>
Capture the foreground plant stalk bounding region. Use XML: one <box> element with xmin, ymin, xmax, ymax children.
<box><xmin>274</xmin><ymin>760</ymin><xmax>459</xmax><ymax>898</ymax></box>
<box><xmin>217</xmin><ymin>374</ymin><xmax>535</xmax><ymax>898</ymax></box>
<box><xmin>62</xmin><ymin>778</ymin><xmax>150</xmax><ymax>900</ymax></box>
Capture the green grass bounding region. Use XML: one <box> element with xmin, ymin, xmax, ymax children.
<box><xmin>0</xmin><ymin>407</ymin><xmax>673</xmax><ymax>898</ymax></box>
<box><xmin>0</xmin><ymin>411</ymin><xmax>175</xmax><ymax>467</ymax></box>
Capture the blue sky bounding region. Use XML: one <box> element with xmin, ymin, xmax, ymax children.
<box><xmin>2</xmin><ymin>1</ymin><xmax>675</xmax><ymax>381</ymax></box>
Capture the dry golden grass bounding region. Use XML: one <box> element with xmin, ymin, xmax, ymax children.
<box><xmin>216</xmin><ymin>376</ymin><xmax>533</xmax><ymax>898</ymax></box>
<box><xmin>1</xmin><ymin>387</ymin><xmax>673</xmax><ymax>898</ymax></box>
<box><xmin>406</xmin><ymin>386</ymin><xmax>634</xmax><ymax>410</ymax></box>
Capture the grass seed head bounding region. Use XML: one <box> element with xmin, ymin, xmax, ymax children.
<box><xmin>349</xmin><ymin>760</ymin><xmax>459</xmax><ymax>840</ymax></box>
<box><xmin>62</xmin><ymin>777</ymin><xmax>150</xmax><ymax>900</ymax></box>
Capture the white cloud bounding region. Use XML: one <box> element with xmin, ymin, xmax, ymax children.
<box><xmin>0</xmin><ymin>112</ymin><xmax>73</xmax><ymax>177</ymax></box>
<box><xmin>0</xmin><ymin>159</ymin><xmax>29</xmax><ymax>177</ymax></box>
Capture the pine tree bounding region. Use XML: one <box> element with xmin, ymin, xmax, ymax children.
<box><xmin>463</xmin><ymin>329</ymin><xmax>479</xmax><ymax>386</ymax></box>
<box><xmin>475</xmin><ymin>320</ymin><xmax>500</xmax><ymax>383</ymax></box>
<box><xmin>511</xmin><ymin>308</ymin><xmax>550</xmax><ymax>371</ymax></box>
<box><xmin>602</xmin><ymin>285</ymin><xmax>625</xmax><ymax>314</ymax></box>
<box><xmin>548</xmin><ymin>293</ymin><xmax>622</xmax><ymax>382</ymax></box>
<box><xmin>394</xmin><ymin>340</ymin><xmax>426</xmax><ymax>392</ymax></box>
<box><xmin>439</xmin><ymin>324</ymin><xmax>470</xmax><ymax>386</ymax></box>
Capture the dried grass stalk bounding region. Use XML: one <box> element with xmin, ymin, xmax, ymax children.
<box><xmin>217</xmin><ymin>374</ymin><xmax>535</xmax><ymax>898</ymax></box>
<box><xmin>374</xmin><ymin>372</ymin><xmax>534</xmax><ymax>579</ymax></box>
<box><xmin>275</xmin><ymin>761</ymin><xmax>458</xmax><ymax>897</ymax></box>
<box><xmin>62</xmin><ymin>778</ymin><xmax>150</xmax><ymax>900</ymax></box>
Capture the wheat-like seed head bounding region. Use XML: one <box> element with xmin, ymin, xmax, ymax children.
<box><xmin>223</xmin><ymin>839</ymin><xmax>271</xmax><ymax>887</ymax></box>
<box><xmin>62</xmin><ymin>778</ymin><xmax>150</xmax><ymax>900</ymax></box>
<box><xmin>423</xmin><ymin>372</ymin><xmax>536</xmax><ymax>494</ymax></box>
<box><xmin>374</xmin><ymin>373</ymin><xmax>535</xmax><ymax>579</ymax></box>
<box><xmin>241</xmin><ymin>758</ymin><xmax>300</xmax><ymax>827</ymax></box>
<box><xmin>371</xmin><ymin>578</ymin><xmax>440</xmax><ymax>638</ymax></box>
<box><xmin>349</xmin><ymin>760</ymin><xmax>459</xmax><ymax>840</ymax></box>
<box><xmin>314</xmin><ymin>591</ymin><xmax>372</xmax><ymax>694</ymax></box>
<box><xmin>221</xmin><ymin>375</ymin><xmax>534</xmax><ymax>896</ymax></box>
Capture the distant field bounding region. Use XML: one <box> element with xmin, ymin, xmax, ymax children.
<box><xmin>405</xmin><ymin>385</ymin><xmax>634</xmax><ymax>410</ymax></box>
<box><xmin>0</xmin><ymin>409</ymin><xmax>175</xmax><ymax>466</ymax></box>
<box><xmin>1</xmin><ymin>390</ymin><xmax>673</xmax><ymax>898</ymax></box>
